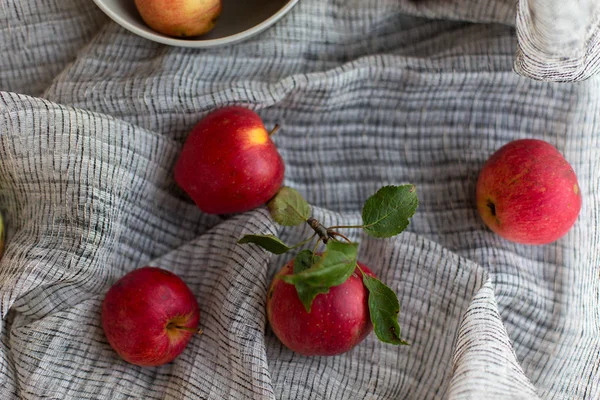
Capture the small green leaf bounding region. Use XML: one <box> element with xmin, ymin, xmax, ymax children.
<box><xmin>283</xmin><ymin>241</ymin><xmax>358</xmax><ymax>287</ymax></box>
<box><xmin>282</xmin><ymin>241</ymin><xmax>358</xmax><ymax>312</ymax></box>
<box><xmin>268</xmin><ymin>187</ymin><xmax>311</xmax><ymax>226</ymax></box>
<box><xmin>293</xmin><ymin>249</ymin><xmax>317</xmax><ymax>274</ymax></box>
<box><xmin>237</xmin><ymin>234</ymin><xmax>291</xmax><ymax>254</ymax></box>
<box><xmin>362</xmin><ymin>185</ymin><xmax>418</xmax><ymax>238</ymax></box>
<box><xmin>292</xmin><ymin>282</ymin><xmax>329</xmax><ymax>314</ymax></box>
<box><xmin>362</xmin><ymin>273</ymin><xmax>409</xmax><ymax>346</ymax></box>
<box><xmin>290</xmin><ymin>250</ymin><xmax>324</xmax><ymax>311</ymax></box>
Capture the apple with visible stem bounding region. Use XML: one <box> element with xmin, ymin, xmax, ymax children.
<box><xmin>267</xmin><ymin>259</ymin><xmax>374</xmax><ymax>356</ymax></box>
<box><xmin>174</xmin><ymin>106</ymin><xmax>285</xmax><ymax>215</ymax></box>
<box><xmin>101</xmin><ymin>266</ymin><xmax>200</xmax><ymax>366</ymax></box>
<box><xmin>134</xmin><ymin>0</ymin><xmax>222</xmax><ymax>38</ymax></box>
<box><xmin>476</xmin><ymin>139</ymin><xmax>582</xmax><ymax>245</ymax></box>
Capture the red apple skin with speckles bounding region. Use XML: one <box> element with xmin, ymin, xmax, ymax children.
<box><xmin>174</xmin><ymin>106</ymin><xmax>285</xmax><ymax>215</ymax></box>
<box><xmin>267</xmin><ymin>260</ymin><xmax>374</xmax><ymax>356</ymax></box>
<box><xmin>476</xmin><ymin>139</ymin><xmax>581</xmax><ymax>245</ymax></box>
<box><xmin>101</xmin><ymin>267</ymin><xmax>200</xmax><ymax>366</ymax></box>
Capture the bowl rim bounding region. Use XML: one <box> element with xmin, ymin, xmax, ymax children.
<box><xmin>92</xmin><ymin>0</ymin><xmax>299</xmax><ymax>48</ymax></box>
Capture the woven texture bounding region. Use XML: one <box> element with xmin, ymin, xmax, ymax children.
<box><xmin>0</xmin><ymin>1</ymin><xmax>599</xmax><ymax>399</ymax></box>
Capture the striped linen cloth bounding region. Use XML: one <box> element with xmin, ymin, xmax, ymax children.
<box><xmin>0</xmin><ymin>0</ymin><xmax>599</xmax><ymax>399</ymax></box>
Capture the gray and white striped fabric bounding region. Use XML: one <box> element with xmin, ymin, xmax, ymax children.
<box><xmin>0</xmin><ymin>1</ymin><xmax>599</xmax><ymax>399</ymax></box>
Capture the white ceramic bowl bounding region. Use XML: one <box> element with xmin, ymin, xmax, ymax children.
<box><xmin>92</xmin><ymin>0</ymin><xmax>298</xmax><ymax>48</ymax></box>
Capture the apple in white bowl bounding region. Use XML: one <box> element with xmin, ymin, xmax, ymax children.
<box><xmin>134</xmin><ymin>0</ymin><xmax>222</xmax><ymax>38</ymax></box>
<box><xmin>91</xmin><ymin>0</ymin><xmax>299</xmax><ymax>48</ymax></box>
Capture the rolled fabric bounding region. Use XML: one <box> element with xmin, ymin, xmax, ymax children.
<box><xmin>515</xmin><ymin>0</ymin><xmax>600</xmax><ymax>81</ymax></box>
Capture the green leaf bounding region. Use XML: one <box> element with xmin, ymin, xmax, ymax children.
<box><xmin>362</xmin><ymin>273</ymin><xmax>409</xmax><ymax>346</ymax></box>
<box><xmin>293</xmin><ymin>249</ymin><xmax>317</xmax><ymax>274</ymax></box>
<box><xmin>292</xmin><ymin>282</ymin><xmax>329</xmax><ymax>314</ymax></box>
<box><xmin>362</xmin><ymin>185</ymin><xmax>418</xmax><ymax>238</ymax></box>
<box><xmin>282</xmin><ymin>241</ymin><xmax>358</xmax><ymax>312</ymax></box>
<box><xmin>267</xmin><ymin>187</ymin><xmax>311</xmax><ymax>226</ymax></box>
<box><xmin>237</xmin><ymin>234</ymin><xmax>291</xmax><ymax>255</ymax></box>
<box><xmin>283</xmin><ymin>241</ymin><xmax>358</xmax><ymax>287</ymax></box>
<box><xmin>290</xmin><ymin>250</ymin><xmax>324</xmax><ymax>311</ymax></box>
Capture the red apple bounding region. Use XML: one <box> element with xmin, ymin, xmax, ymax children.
<box><xmin>476</xmin><ymin>139</ymin><xmax>582</xmax><ymax>245</ymax></box>
<box><xmin>101</xmin><ymin>266</ymin><xmax>200</xmax><ymax>366</ymax></box>
<box><xmin>267</xmin><ymin>260</ymin><xmax>374</xmax><ymax>356</ymax></box>
<box><xmin>174</xmin><ymin>106</ymin><xmax>285</xmax><ymax>214</ymax></box>
<box><xmin>134</xmin><ymin>0</ymin><xmax>222</xmax><ymax>38</ymax></box>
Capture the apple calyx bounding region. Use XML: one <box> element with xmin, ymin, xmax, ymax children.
<box><xmin>166</xmin><ymin>322</ymin><xmax>203</xmax><ymax>335</ymax></box>
<box><xmin>485</xmin><ymin>199</ymin><xmax>501</xmax><ymax>226</ymax></box>
<box><xmin>238</xmin><ymin>185</ymin><xmax>419</xmax><ymax>346</ymax></box>
<box><xmin>486</xmin><ymin>200</ymin><xmax>496</xmax><ymax>216</ymax></box>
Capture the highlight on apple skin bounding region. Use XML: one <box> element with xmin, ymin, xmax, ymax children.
<box><xmin>267</xmin><ymin>259</ymin><xmax>374</xmax><ymax>356</ymax></box>
<box><xmin>476</xmin><ymin>139</ymin><xmax>582</xmax><ymax>245</ymax></box>
<box><xmin>134</xmin><ymin>0</ymin><xmax>222</xmax><ymax>38</ymax></box>
<box><xmin>174</xmin><ymin>106</ymin><xmax>285</xmax><ymax>215</ymax></box>
<box><xmin>101</xmin><ymin>266</ymin><xmax>200</xmax><ymax>367</ymax></box>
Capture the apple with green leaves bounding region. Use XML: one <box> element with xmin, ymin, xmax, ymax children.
<box><xmin>101</xmin><ymin>267</ymin><xmax>200</xmax><ymax>366</ymax></box>
<box><xmin>174</xmin><ymin>106</ymin><xmax>285</xmax><ymax>214</ymax></box>
<box><xmin>239</xmin><ymin>185</ymin><xmax>418</xmax><ymax>355</ymax></box>
<box><xmin>476</xmin><ymin>139</ymin><xmax>581</xmax><ymax>245</ymax></box>
<box><xmin>134</xmin><ymin>0</ymin><xmax>222</xmax><ymax>38</ymax></box>
<box><xmin>267</xmin><ymin>258</ymin><xmax>374</xmax><ymax>356</ymax></box>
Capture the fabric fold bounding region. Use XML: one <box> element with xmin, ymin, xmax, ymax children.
<box><xmin>447</xmin><ymin>279</ymin><xmax>540</xmax><ymax>399</ymax></box>
<box><xmin>515</xmin><ymin>0</ymin><xmax>600</xmax><ymax>81</ymax></box>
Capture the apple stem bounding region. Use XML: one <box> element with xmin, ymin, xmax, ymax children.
<box><xmin>307</xmin><ymin>217</ymin><xmax>330</xmax><ymax>244</ymax></box>
<box><xmin>328</xmin><ymin>231</ymin><xmax>352</xmax><ymax>244</ymax></box>
<box><xmin>307</xmin><ymin>218</ymin><xmax>356</xmax><ymax>246</ymax></box>
<box><xmin>312</xmin><ymin>238</ymin><xmax>322</xmax><ymax>261</ymax></box>
<box><xmin>269</xmin><ymin>124</ymin><xmax>280</xmax><ymax>136</ymax></box>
